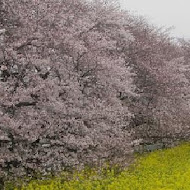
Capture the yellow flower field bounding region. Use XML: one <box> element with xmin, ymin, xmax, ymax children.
<box><xmin>6</xmin><ymin>142</ymin><xmax>190</xmax><ymax>190</ymax></box>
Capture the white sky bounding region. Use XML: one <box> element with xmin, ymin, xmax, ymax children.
<box><xmin>118</xmin><ymin>0</ymin><xmax>190</xmax><ymax>39</ymax></box>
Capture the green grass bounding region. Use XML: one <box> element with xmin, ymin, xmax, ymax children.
<box><xmin>5</xmin><ymin>142</ymin><xmax>190</xmax><ymax>190</ymax></box>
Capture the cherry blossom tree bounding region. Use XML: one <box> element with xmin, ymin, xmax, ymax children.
<box><xmin>124</xmin><ymin>15</ymin><xmax>190</xmax><ymax>140</ymax></box>
<box><xmin>0</xmin><ymin>0</ymin><xmax>135</xmax><ymax>177</ymax></box>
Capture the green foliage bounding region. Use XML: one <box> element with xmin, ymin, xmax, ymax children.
<box><xmin>6</xmin><ymin>142</ymin><xmax>190</xmax><ymax>190</ymax></box>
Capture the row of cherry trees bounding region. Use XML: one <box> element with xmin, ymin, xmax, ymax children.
<box><xmin>0</xmin><ymin>0</ymin><xmax>190</xmax><ymax>177</ymax></box>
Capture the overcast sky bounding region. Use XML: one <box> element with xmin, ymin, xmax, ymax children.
<box><xmin>118</xmin><ymin>0</ymin><xmax>190</xmax><ymax>39</ymax></box>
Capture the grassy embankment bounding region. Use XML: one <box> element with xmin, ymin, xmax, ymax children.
<box><xmin>5</xmin><ymin>142</ymin><xmax>190</xmax><ymax>190</ymax></box>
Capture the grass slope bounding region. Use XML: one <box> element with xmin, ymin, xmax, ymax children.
<box><xmin>6</xmin><ymin>142</ymin><xmax>190</xmax><ymax>190</ymax></box>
